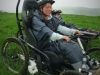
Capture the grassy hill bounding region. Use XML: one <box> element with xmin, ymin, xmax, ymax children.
<box><xmin>56</xmin><ymin>7</ymin><xmax>100</xmax><ymax>16</ymax></box>
<box><xmin>0</xmin><ymin>12</ymin><xmax>100</xmax><ymax>75</ymax></box>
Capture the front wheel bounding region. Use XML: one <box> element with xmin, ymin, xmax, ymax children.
<box><xmin>1</xmin><ymin>37</ymin><xmax>29</xmax><ymax>74</ymax></box>
<box><xmin>86</xmin><ymin>47</ymin><xmax>100</xmax><ymax>60</ymax></box>
<box><xmin>59</xmin><ymin>70</ymin><xmax>83</xmax><ymax>75</ymax></box>
<box><xmin>86</xmin><ymin>47</ymin><xmax>100</xmax><ymax>69</ymax></box>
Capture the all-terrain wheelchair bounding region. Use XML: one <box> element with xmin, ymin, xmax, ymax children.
<box><xmin>1</xmin><ymin>0</ymin><xmax>100</xmax><ymax>75</ymax></box>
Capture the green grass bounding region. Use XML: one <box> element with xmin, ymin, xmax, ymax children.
<box><xmin>0</xmin><ymin>12</ymin><xmax>100</xmax><ymax>75</ymax></box>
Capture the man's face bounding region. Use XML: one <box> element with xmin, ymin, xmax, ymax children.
<box><xmin>55</xmin><ymin>13</ymin><xmax>61</xmax><ymax>18</ymax></box>
<box><xmin>41</xmin><ymin>3</ymin><xmax>52</xmax><ymax>16</ymax></box>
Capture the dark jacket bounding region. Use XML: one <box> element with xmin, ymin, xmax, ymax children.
<box><xmin>32</xmin><ymin>10</ymin><xmax>60</xmax><ymax>50</ymax></box>
<box><xmin>32</xmin><ymin>10</ymin><xmax>83</xmax><ymax>64</ymax></box>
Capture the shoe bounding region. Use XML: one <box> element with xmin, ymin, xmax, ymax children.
<box><xmin>89</xmin><ymin>69</ymin><xmax>100</xmax><ymax>75</ymax></box>
<box><xmin>92</xmin><ymin>65</ymin><xmax>100</xmax><ymax>70</ymax></box>
<box><xmin>92</xmin><ymin>61</ymin><xmax>100</xmax><ymax>70</ymax></box>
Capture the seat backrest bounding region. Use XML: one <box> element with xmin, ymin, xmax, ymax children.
<box><xmin>22</xmin><ymin>0</ymin><xmax>38</xmax><ymax>48</ymax></box>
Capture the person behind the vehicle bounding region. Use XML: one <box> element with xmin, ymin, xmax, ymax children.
<box><xmin>52</xmin><ymin>9</ymin><xmax>65</xmax><ymax>24</ymax></box>
<box><xmin>52</xmin><ymin>9</ymin><xmax>88</xmax><ymax>31</ymax></box>
<box><xmin>32</xmin><ymin>0</ymin><xmax>100</xmax><ymax>74</ymax></box>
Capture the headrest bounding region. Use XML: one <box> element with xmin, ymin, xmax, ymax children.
<box><xmin>22</xmin><ymin>0</ymin><xmax>38</xmax><ymax>11</ymax></box>
<box><xmin>22</xmin><ymin>0</ymin><xmax>39</xmax><ymax>27</ymax></box>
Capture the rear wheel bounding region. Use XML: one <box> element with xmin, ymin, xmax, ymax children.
<box><xmin>1</xmin><ymin>37</ymin><xmax>29</xmax><ymax>74</ymax></box>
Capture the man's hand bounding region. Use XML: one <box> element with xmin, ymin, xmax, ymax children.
<box><xmin>74</xmin><ymin>30</ymin><xmax>81</xmax><ymax>35</ymax></box>
<box><xmin>62</xmin><ymin>35</ymin><xmax>70</xmax><ymax>42</ymax></box>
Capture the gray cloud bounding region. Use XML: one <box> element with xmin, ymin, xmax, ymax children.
<box><xmin>0</xmin><ymin>0</ymin><xmax>100</xmax><ymax>13</ymax></box>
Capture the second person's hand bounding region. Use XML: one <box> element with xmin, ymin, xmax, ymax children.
<box><xmin>62</xmin><ymin>35</ymin><xmax>70</xmax><ymax>42</ymax></box>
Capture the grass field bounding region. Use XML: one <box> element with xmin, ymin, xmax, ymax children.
<box><xmin>0</xmin><ymin>12</ymin><xmax>100</xmax><ymax>75</ymax></box>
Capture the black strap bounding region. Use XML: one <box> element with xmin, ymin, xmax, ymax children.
<box><xmin>36</xmin><ymin>54</ymin><xmax>43</xmax><ymax>69</ymax></box>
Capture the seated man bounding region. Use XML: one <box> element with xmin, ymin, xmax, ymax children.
<box><xmin>32</xmin><ymin>0</ymin><xmax>100</xmax><ymax>74</ymax></box>
<box><xmin>52</xmin><ymin>9</ymin><xmax>88</xmax><ymax>31</ymax></box>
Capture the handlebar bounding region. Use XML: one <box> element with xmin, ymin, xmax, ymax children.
<box><xmin>80</xmin><ymin>31</ymin><xmax>98</xmax><ymax>36</ymax></box>
<box><xmin>71</xmin><ymin>31</ymin><xmax>100</xmax><ymax>39</ymax></box>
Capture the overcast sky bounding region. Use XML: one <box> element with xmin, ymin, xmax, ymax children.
<box><xmin>53</xmin><ymin>0</ymin><xmax>100</xmax><ymax>8</ymax></box>
<box><xmin>0</xmin><ymin>0</ymin><xmax>100</xmax><ymax>12</ymax></box>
